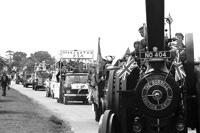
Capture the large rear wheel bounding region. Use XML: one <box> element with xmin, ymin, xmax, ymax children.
<box><xmin>98</xmin><ymin>110</ymin><xmax>120</xmax><ymax>133</ymax></box>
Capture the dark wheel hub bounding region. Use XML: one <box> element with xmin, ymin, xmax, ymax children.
<box><xmin>142</xmin><ymin>80</ymin><xmax>173</xmax><ymax>111</ymax></box>
<box><xmin>136</xmin><ymin>73</ymin><xmax>180</xmax><ymax>117</ymax></box>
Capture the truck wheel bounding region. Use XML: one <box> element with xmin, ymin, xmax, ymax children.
<box><xmin>51</xmin><ymin>92</ymin><xmax>54</xmax><ymax>99</ymax></box>
<box><xmin>63</xmin><ymin>96</ymin><xmax>68</xmax><ymax>105</ymax></box>
<box><xmin>83</xmin><ymin>99</ymin><xmax>89</xmax><ymax>104</ymax></box>
<box><xmin>35</xmin><ymin>86</ymin><xmax>38</xmax><ymax>91</ymax></box>
<box><xmin>46</xmin><ymin>90</ymin><xmax>50</xmax><ymax>97</ymax></box>
<box><xmin>98</xmin><ymin>110</ymin><xmax>120</xmax><ymax>133</ymax></box>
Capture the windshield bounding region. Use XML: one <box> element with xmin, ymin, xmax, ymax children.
<box><xmin>64</xmin><ymin>75</ymin><xmax>88</xmax><ymax>87</ymax></box>
<box><xmin>37</xmin><ymin>71</ymin><xmax>49</xmax><ymax>79</ymax></box>
<box><xmin>26</xmin><ymin>75</ymin><xmax>32</xmax><ymax>78</ymax></box>
<box><xmin>66</xmin><ymin>76</ymin><xmax>88</xmax><ymax>83</ymax></box>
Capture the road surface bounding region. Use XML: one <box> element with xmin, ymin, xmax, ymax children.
<box><xmin>0</xmin><ymin>87</ymin><xmax>71</xmax><ymax>133</ymax></box>
<box><xmin>10</xmin><ymin>81</ymin><xmax>99</xmax><ymax>133</ymax></box>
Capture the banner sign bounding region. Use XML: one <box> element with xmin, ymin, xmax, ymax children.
<box><xmin>60</xmin><ymin>50</ymin><xmax>94</xmax><ymax>59</ymax></box>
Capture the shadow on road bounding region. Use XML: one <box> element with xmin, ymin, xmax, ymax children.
<box><xmin>0</xmin><ymin>110</ymin><xmax>26</xmax><ymax>114</ymax></box>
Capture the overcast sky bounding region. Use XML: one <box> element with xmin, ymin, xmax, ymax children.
<box><xmin>0</xmin><ymin>0</ymin><xmax>199</xmax><ymax>60</ymax></box>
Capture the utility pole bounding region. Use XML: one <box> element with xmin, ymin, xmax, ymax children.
<box><xmin>6</xmin><ymin>50</ymin><xmax>14</xmax><ymax>73</ymax></box>
<box><xmin>6</xmin><ymin>50</ymin><xmax>14</xmax><ymax>64</ymax></box>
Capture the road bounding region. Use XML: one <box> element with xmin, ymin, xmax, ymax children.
<box><xmin>10</xmin><ymin>81</ymin><xmax>99</xmax><ymax>133</ymax></box>
<box><xmin>0</xmin><ymin>87</ymin><xmax>71</xmax><ymax>133</ymax></box>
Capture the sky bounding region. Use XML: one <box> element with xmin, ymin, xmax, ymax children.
<box><xmin>0</xmin><ymin>0</ymin><xmax>200</xmax><ymax>60</ymax></box>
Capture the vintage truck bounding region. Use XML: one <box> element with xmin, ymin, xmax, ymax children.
<box><xmin>50</xmin><ymin>59</ymin><xmax>90</xmax><ymax>104</ymax></box>
<box><xmin>22</xmin><ymin>73</ymin><xmax>33</xmax><ymax>88</ymax></box>
<box><xmin>62</xmin><ymin>72</ymin><xmax>89</xmax><ymax>104</ymax></box>
<box><xmin>32</xmin><ymin>70</ymin><xmax>50</xmax><ymax>91</ymax></box>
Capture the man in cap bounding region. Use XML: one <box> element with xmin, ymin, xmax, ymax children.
<box><xmin>175</xmin><ymin>33</ymin><xmax>185</xmax><ymax>50</ymax></box>
<box><xmin>0</xmin><ymin>72</ymin><xmax>10</xmax><ymax>96</ymax></box>
<box><xmin>138</xmin><ymin>25</ymin><xmax>148</xmax><ymax>50</ymax></box>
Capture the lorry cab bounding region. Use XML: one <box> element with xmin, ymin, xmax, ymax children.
<box><xmin>23</xmin><ymin>73</ymin><xmax>33</xmax><ymax>88</ymax></box>
<box><xmin>62</xmin><ymin>72</ymin><xmax>89</xmax><ymax>104</ymax></box>
<box><xmin>32</xmin><ymin>70</ymin><xmax>49</xmax><ymax>91</ymax></box>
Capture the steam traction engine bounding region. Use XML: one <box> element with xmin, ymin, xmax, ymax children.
<box><xmin>98</xmin><ymin>0</ymin><xmax>200</xmax><ymax>133</ymax></box>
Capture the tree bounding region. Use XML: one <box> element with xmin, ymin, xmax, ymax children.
<box><xmin>12</xmin><ymin>51</ymin><xmax>27</xmax><ymax>71</ymax></box>
<box><xmin>6</xmin><ymin>50</ymin><xmax>14</xmax><ymax>64</ymax></box>
<box><xmin>30</xmin><ymin>51</ymin><xmax>55</xmax><ymax>65</ymax></box>
<box><xmin>23</xmin><ymin>57</ymin><xmax>36</xmax><ymax>73</ymax></box>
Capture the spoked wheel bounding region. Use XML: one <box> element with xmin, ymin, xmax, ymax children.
<box><xmin>98</xmin><ymin>110</ymin><xmax>120</xmax><ymax>133</ymax></box>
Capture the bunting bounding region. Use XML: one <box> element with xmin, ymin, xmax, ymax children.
<box><xmin>174</xmin><ymin>50</ymin><xmax>186</xmax><ymax>81</ymax></box>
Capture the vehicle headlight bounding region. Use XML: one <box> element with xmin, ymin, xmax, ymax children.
<box><xmin>66</xmin><ymin>90</ymin><xmax>71</xmax><ymax>94</ymax></box>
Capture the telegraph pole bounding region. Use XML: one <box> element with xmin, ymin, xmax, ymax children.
<box><xmin>6</xmin><ymin>50</ymin><xmax>14</xmax><ymax>73</ymax></box>
<box><xmin>6</xmin><ymin>50</ymin><xmax>14</xmax><ymax>64</ymax></box>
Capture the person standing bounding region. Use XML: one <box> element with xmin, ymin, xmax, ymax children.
<box><xmin>138</xmin><ymin>24</ymin><xmax>148</xmax><ymax>50</ymax></box>
<box><xmin>87</xmin><ymin>66</ymin><xmax>97</xmax><ymax>103</ymax></box>
<box><xmin>0</xmin><ymin>72</ymin><xmax>9</xmax><ymax>96</ymax></box>
<box><xmin>175</xmin><ymin>33</ymin><xmax>185</xmax><ymax>50</ymax></box>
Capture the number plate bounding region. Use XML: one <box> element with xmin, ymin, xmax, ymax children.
<box><xmin>139</xmin><ymin>51</ymin><xmax>171</xmax><ymax>59</ymax></box>
<box><xmin>76</xmin><ymin>94</ymin><xmax>87</xmax><ymax>96</ymax></box>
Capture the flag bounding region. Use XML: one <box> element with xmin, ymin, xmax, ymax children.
<box><xmin>96</xmin><ymin>37</ymin><xmax>104</xmax><ymax>75</ymax></box>
<box><xmin>117</xmin><ymin>57</ymin><xmax>138</xmax><ymax>79</ymax></box>
<box><xmin>174</xmin><ymin>51</ymin><xmax>186</xmax><ymax>81</ymax></box>
<box><xmin>174</xmin><ymin>61</ymin><xmax>186</xmax><ymax>81</ymax></box>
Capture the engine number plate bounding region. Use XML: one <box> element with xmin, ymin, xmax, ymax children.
<box><xmin>139</xmin><ymin>51</ymin><xmax>171</xmax><ymax>59</ymax></box>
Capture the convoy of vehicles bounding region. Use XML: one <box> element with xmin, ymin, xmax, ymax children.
<box><xmin>6</xmin><ymin>1</ymin><xmax>200</xmax><ymax>132</ymax></box>
<box><xmin>12</xmin><ymin>50</ymin><xmax>93</xmax><ymax>106</ymax></box>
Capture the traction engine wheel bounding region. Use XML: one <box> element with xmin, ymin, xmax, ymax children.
<box><xmin>98</xmin><ymin>110</ymin><xmax>120</xmax><ymax>133</ymax></box>
<box><xmin>100</xmin><ymin>98</ymin><xmax>107</xmax><ymax>115</ymax></box>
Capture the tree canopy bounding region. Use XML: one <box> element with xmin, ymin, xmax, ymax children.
<box><xmin>30</xmin><ymin>51</ymin><xmax>55</xmax><ymax>65</ymax></box>
<box><xmin>12</xmin><ymin>51</ymin><xmax>27</xmax><ymax>70</ymax></box>
<box><xmin>10</xmin><ymin>51</ymin><xmax>55</xmax><ymax>73</ymax></box>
